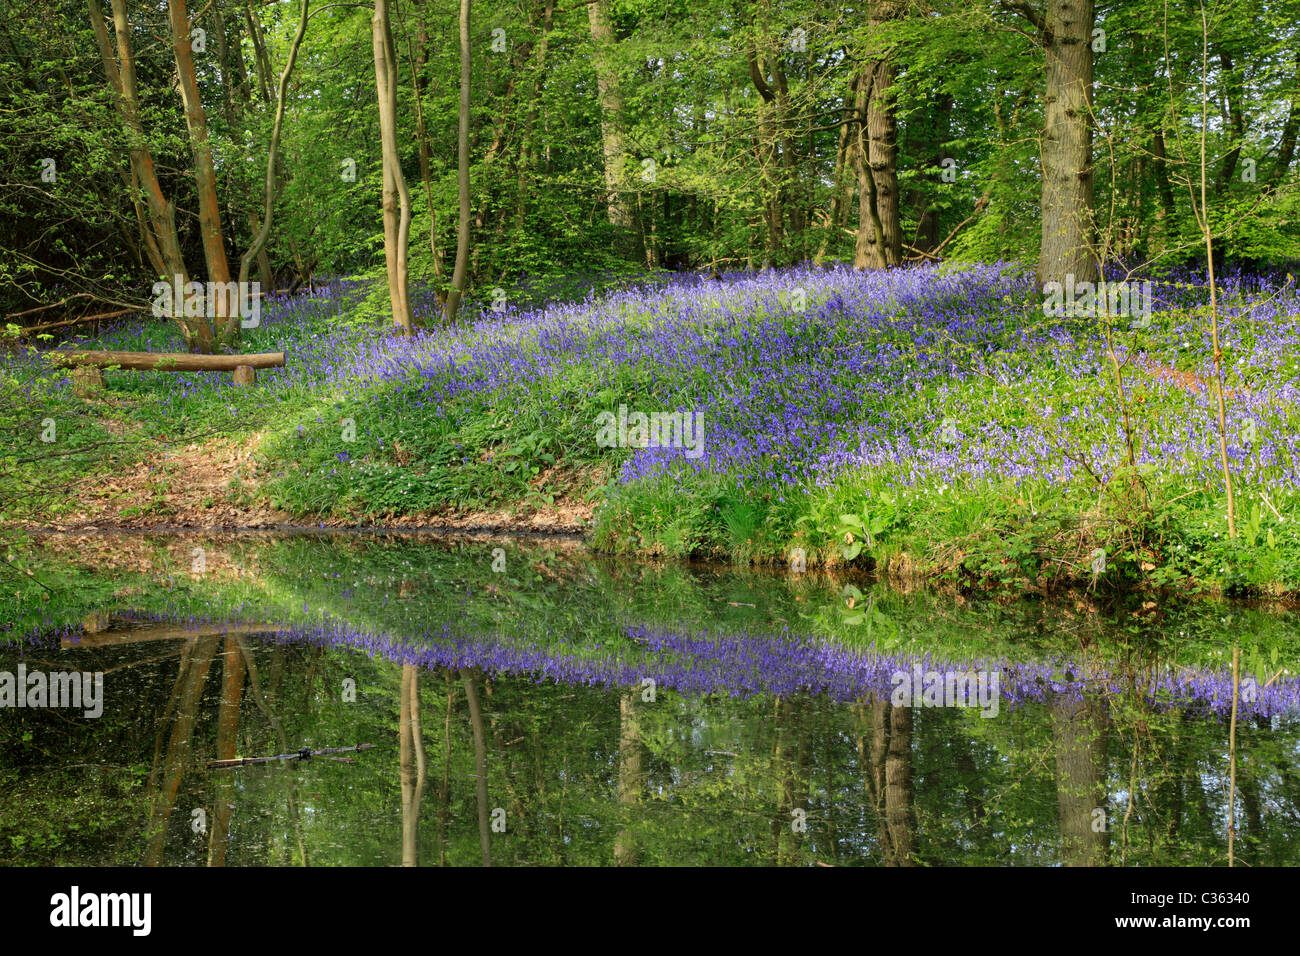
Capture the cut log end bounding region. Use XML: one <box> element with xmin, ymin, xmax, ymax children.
<box><xmin>232</xmin><ymin>364</ymin><xmax>256</xmax><ymax>386</ymax></box>
<box><xmin>72</xmin><ymin>365</ymin><xmax>104</xmax><ymax>396</ymax></box>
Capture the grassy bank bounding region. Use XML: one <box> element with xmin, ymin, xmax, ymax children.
<box><xmin>6</xmin><ymin>262</ymin><xmax>1300</xmax><ymax>598</ymax></box>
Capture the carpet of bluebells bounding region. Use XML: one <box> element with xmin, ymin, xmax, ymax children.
<box><xmin>31</xmin><ymin>261</ymin><xmax>1300</xmax><ymax>578</ymax></box>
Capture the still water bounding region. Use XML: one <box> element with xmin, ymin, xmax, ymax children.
<box><xmin>2</xmin><ymin>533</ymin><xmax>1298</xmax><ymax>866</ymax></box>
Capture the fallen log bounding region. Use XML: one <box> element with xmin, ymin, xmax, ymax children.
<box><xmin>47</xmin><ymin>349</ymin><xmax>286</xmax><ymax>371</ymax></box>
<box><xmin>207</xmin><ymin>743</ymin><xmax>375</xmax><ymax>770</ymax></box>
<box><xmin>62</xmin><ymin>622</ymin><xmax>285</xmax><ymax>649</ymax></box>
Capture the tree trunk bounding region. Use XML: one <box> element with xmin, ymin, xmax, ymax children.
<box><xmin>852</xmin><ymin>0</ymin><xmax>904</xmax><ymax>269</ymax></box>
<box><xmin>443</xmin><ymin>0</ymin><xmax>472</xmax><ymax>321</ymax></box>
<box><xmin>208</xmin><ymin>636</ymin><xmax>245</xmax><ymax>867</ymax></box>
<box><xmin>144</xmin><ymin>635</ymin><xmax>218</xmax><ymax>865</ymax></box>
<box><xmin>373</xmin><ymin>0</ymin><xmax>415</xmax><ymax>332</ymax></box>
<box><xmin>169</xmin><ymin>0</ymin><xmax>232</xmax><ymax>345</ymax></box>
<box><xmin>817</xmin><ymin>73</ymin><xmax>859</xmax><ymax>262</ymax></box>
<box><xmin>748</xmin><ymin>48</ymin><xmax>784</xmax><ymax>264</ymax></box>
<box><xmin>1215</xmin><ymin>49</ymin><xmax>1245</xmax><ymax>194</ymax></box>
<box><xmin>772</xmin><ymin>56</ymin><xmax>803</xmax><ymax>247</ymax></box>
<box><xmin>905</xmin><ymin>92</ymin><xmax>953</xmax><ymax>256</ymax></box>
<box><xmin>399</xmin><ymin>665</ymin><xmax>427</xmax><ymax>866</ymax></box>
<box><xmin>587</xmin><ymin>0</ymin><xmax>636</xmax><ymax>248</ymax></box>
<box><xmin>409</xmin><ymin>0</ymin><xmax>445</xmax><ymax>290</ymax></box>
<box><xmin>89</xmin><ymin>0</ymin><xmax>199</xmax><ymax>348</ymax></box>
<box><xmin>851</xmin><ymin>73</ymin><xmax>888</xmax><ymax>270</ymax></box>
<box><xmin>856</xmin><ymin>0</ymin><xmax>906</xmax><ymax>269</ymax></box>
<box><xmin>1149</xmin><ymin>131</ymin><xmax>1176</xmax><ymax>253</ymax></box>
<box><xmin>1037</xmin><ymin>0</ymin><xmax>1098</xmax><ymax>287</ymax></box>
<box><xmin>237</xmin><ymin>0</ymin><xmax>310</xmax><ymax>337</ymax></box>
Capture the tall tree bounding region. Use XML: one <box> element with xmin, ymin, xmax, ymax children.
<box><xmin>1003</xmin><ymin>0</ymin><xmax>1099</xmax><ymax>287</ymax></box>
<box><xmin>443</xmin><ymin>0</ymin><xmax>471</xmax><ymax>321</ymax></box>
<box><xmin>88</xmin><ymin>1</ymin><xmax>190</xmax><ymax>308</ymax></box>
<box><xmin>587</xmin><ymin>0</ymin><xmax>636</xmax><ymax>249</ymax></box>
<box><xmin>168</xmin><ymin>0</ymin><xmax>234</xmax><ymax>339</ymax></box>
<box><xmin>855</xmin><ymin>0</ymin><xmax>905</xmax><ymax>269</ymax></box>
<box><xmin>374</xmin><ymin>0</ymin><xmax>415</xmax><ymax>332</ymax></box>
<box><xmin>235</xmin><ymin>0</ymin><xmax>310</xmax><ymax>340</ymax></box>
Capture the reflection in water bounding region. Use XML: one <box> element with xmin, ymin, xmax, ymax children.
<box><xmin>614</xmin><ymin>688</ymin><xmax>643</xmax><ymax>866</ymax></box>
<box><xmin>143</xmin><ymin>633</ymin><xmax>216</xmax><ymax>867</ymax></box>
<box><xmin>865</xmin><ymin>696</ymin><xmax>917</xmax><ymax>867</ymax></box>
<box><xmin>399</xmin><ymin>664</ymin><xmax>425</xmax><ymax>868</ymax></box>
<box><xmin>2</xmin><ymin>536</ymin><xmax>1298</xmax><ymax>866</ymax></box>
<box><xmin>462</xmin><ymin>669</ymin><xmax>492</xmax><ymax>867</ymax></box>
<box><xmin>4</xmin><ymin>629</ymin><xmax>1298</xmax><ymax>866</ymax></box>
<box><xmin>208</xmin><ymin>636</ymin><xmax>244</xmax><ymax>867</ymax></box>
<box><xmin>1052</xmin><ymin>694</ymin><xmax>1109</xmax><ymax>867</ymax></box>
<box><xmin>47</xmin><ymin>614</ymin><xmax>1297</xmax><ymax>719</ymax></box>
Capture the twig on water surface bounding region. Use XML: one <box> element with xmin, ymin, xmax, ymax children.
<box><xmin>207</xmin><ymin>743</ymin><xmax>375</xmax><ymax>770</ymax></box>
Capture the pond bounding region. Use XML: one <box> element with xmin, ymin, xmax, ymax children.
<box><xmin>2</xmin><ymin>533</ymin><xmax>1298</xmax><ymax>866</ymax></box>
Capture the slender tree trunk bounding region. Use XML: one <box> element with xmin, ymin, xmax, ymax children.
<box><xmin>1150</xmin><ymin>128</ymin><xmax>1176</xmax><ymax>252</ymax></box>
<box><xmin>772</xmin><ymin>56</ymin><xmax>803</xmax><ymax>245</ymax></box>
<box><xmin>213</xmin><ymin>10</ymin><xmax>276</xmax><ymax>290</ymax></box>
<box><xmin>145</xmin><ymin>635</ymin><xmax>218</xmax><ymax>865</ymax></box>
<box><xmin>817</xmin><ymin>74</ymin><xmax>859</xmax><ymax>261</ymax></box>
<box><xmin>374</xmin><ymin>0</ymin><xmax>415</xmax><ymax>332</ymax></box>
<box><xmin>245</xmin><ymin>1</ymin><xmax>273</xmax><ymax>103</ymax></box>
<box><xmin>408</xmin><ymin>0</ymin><xmax>445</xmax><ymax>292</ymax></box>
<box><xmin>1215</xmin><ymin>49</ymin><xmax>1245</xmax><ymax>194</ymax></box>
<box><xmin>90</xmin><ymin>0</ymin><xmax>201</xmax><ymax>347</ymax></box>
<box><xmin>747</xmin><ymin>42</ymin><xmax>785</xmax><ymax>264</ymax></box>
<box><xmin>169</xmin><ymin>0</ymin><xmax>232</xmax><ymax>344</ymax></box>
<box><xmin>906</xmin><ymin>92</ymin><xmax>952</xmax><ymax>256</ymax></box>
<box><xmin>443</xmin><ymin>0</ymin><xmax>472</xmax><ymax>321</ymax></box>
<box><xmin>235</xmin><ymin>0</ymin><xmax>309</xmax><ymax>338</ymax></box>
<box><xmin>1172</xmin><ymin>2</ymin><xmax>1236</xmax><ymax>537</ymax></box>
<box><xmin>469</xmin><ymin>46</ymin><xmax>523</xmax><ymax>278</ymax></box>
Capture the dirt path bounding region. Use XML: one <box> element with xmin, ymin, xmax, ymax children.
<box><xmin>29</xmin><ymin>431</ymin><xmax>594</xmax><ymax>534</ymax></box>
